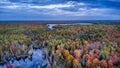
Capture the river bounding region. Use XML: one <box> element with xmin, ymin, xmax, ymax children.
<box><xmin>47</xmin><ymin>23</ymin><xmax>93</xmax><ymax>29</ymax></box>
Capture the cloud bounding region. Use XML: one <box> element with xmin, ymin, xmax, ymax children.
<box><xmin>0</xmin><ymin>0</ymin><xmax>120</xmax><ymax>20</ymax></box>
<box><xmin>41</xmin><ymin>8</ymin><xmax>119</xmax><ymax>17</ymax></box>
<box><xmin>0</xmin><ymin>1</ymin><xmax>75</xmax><ymax>9</ymax></box>
<box><xmin>29</xmin><ymin>3</ymin><xmax>74</xmax><ymax>9</ymax></box>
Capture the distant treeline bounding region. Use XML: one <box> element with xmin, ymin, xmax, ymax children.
<box><xmin>0</xmin><ymin>20</ymin><xmax>120</xmax><ymax>24</ymax></box>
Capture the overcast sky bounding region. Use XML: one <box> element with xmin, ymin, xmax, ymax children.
<box><xmin>0</xmin><ymin>0</ymin><xmax>120</xmax><ymax>20</ymax></box>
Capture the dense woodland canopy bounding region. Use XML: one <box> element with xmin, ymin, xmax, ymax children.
<box><xmin>0</xmin><ymin>23</ymin><xmax>120</xmax><ymax>68</ymax></box>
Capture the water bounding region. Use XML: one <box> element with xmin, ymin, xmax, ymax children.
<box><xmin>47</xmin><ymin>23</ymin><xmax>92</xmax><ymax>29</ymax></box>
<box><xmin>0</xmin><ymin>23</ymin><xmax>93</xmax><ymax>68</ymax></box>
<box><xmin>0</xmin><ymin>49</ymin><xmax>43</xmax><ymax>68</ymax></box>
<box><xmin>47</xmin><ymin>24</ymin><xmax>56</xmax><ymax>30</ymax></box>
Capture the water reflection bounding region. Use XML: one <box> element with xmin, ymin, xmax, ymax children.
<box><xmin>47</xmin><ymin>23</ymin><xmax>92</xmax><ymax>29</ymax></box>
<box><xmin>0</xmin><ymin>49</ymin><xmax>43</xmax><ymax>68</ymax></box>
<box><xmin>47</xmin><ymin>24</ymin><xmax>56</xmax><ymax>30</ymax></box>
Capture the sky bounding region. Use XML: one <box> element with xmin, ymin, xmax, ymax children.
<box><xmin>0</xmin><ymin>0</ymin><xmax>120</xmax><ymax>21</ymax></box>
